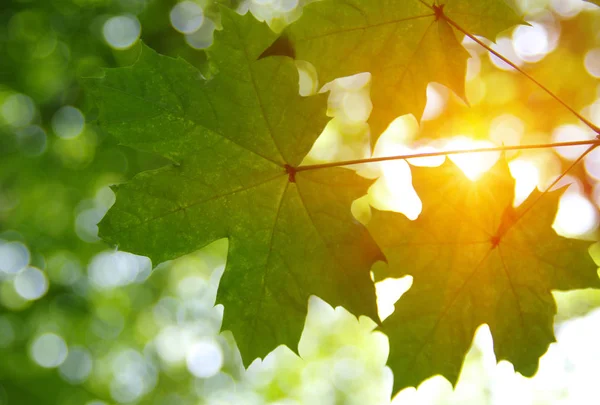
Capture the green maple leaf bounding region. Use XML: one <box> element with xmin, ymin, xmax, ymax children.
<box><xmin>367</xmin><ymin>158</ymin><xmax>600</xmax><ymax>392</ymax></box>
<box><xmin>269</xmin><ymin>0</ymin><xmax>522</xmax><ymax>142</ymax></box>
<box><xmin>86</xmin><ymin>9</ymin><xmax>383</xmax><ymax>364</ymax></box>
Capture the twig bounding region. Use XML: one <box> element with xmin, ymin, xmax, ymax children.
<box><xmin>297</xmin><ymin>139</ymin><xmax>600</xmax><ymax>172</ymax></box>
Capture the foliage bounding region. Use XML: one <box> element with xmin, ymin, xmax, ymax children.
<box><xmin>87</xmin><ymin>9</ymin><xmax>381</xmax><ymax>362</ymax></box>
<box><xmin>369</xmin><ymin>159</ymin><xmax>599</xmax><ymax>391</ymax></box>
<box><xmin>2</xmin><ymin>0</ymin><xmax>600</xmax><ymax>404</ymax></box>
<box><xmin>86</xmin><ymin>0</ymin><xmax>600</xmax><ymax>397</ymax></box>
<box><xmin>267</xmin><ymin>0</ymin><xmax>522</xmax><ymax>140</ymax></box>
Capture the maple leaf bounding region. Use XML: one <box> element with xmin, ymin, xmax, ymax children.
<box><xmin>86</xmin><ymin>9</ymin><xmax>383</xmax><ymax>364</ymax></box>
<box><xmin>367</xmin><ymin>158</ymin><xmax>600</xmax><ymax>392</ymax></box>
<box><xmin>585</xmin><ymin>0</ymin><xmax>600</xmax><ymax>6</ymax></box>
<box><xmin>267</xmin><ymin>0</ymin><xmax>523</xmax><ymax>143</ymax></box>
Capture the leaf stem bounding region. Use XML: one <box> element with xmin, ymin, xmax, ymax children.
<box><xmin>443</xmin><ymin>17</ymin><xmax>600</xmax><ymax>135</ymax></box>
<box><xmin>297</xmin><ymin>139</ymin><xmax>600</xmax><ymax>172</ymax></box>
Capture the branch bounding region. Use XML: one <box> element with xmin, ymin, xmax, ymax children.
<box><xmin>297</xmin><ymin>139</ymin><xmax>600</xmax><ymax>172</ymax></box>
<box><xmin>443</xmin><ymin>17</ymin><xmax>600</xmax><ymax>135</ymax></box>
<box><xmin>504</xmin><ymin>144</ymin><xmax>599</xmax><ymax>235</ymax></box>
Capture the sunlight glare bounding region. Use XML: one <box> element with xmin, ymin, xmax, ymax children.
<box><xmin>551</xmin><ymin>0</ymin><xmax>586</xmax><ymax>18</ymax></box>
<box><xmin>366</xmin><ymin>115</ymin><xmax>446</xmax><ymax>218</ymax></box>
<box><xmin>509</xmin><ymin>159</ymin><xmax>539</xmax><ymax>207</ymax></box>
<box><xmin>512</xmin><ymin>20</ymin><xmax>557</xmax><ymax>64</ymax></box>
<box><xmin>489</xmin><ymin>37</ymin><xmax>523</xmax><ymax>71</ymax></box>
<box><xmin>357</xmin><ymin>115</ymin><xmax>420</xmax><ymax>179</ymax></box>
<box><xmin>323</xmin><ymin>72</ymin><xmax>372</xmax><ymax>124</ymax></box>
<box><xmin>375</xmin><ymin>277</ymin><xmax>412</xmax><ymax>321</ymax></box>
<box><xmin>446</xmin><ymin>137</ymin><xmax>500</xmax><ymax>181</ymax></box>
<box><xmin>466</xmin><ymin>54</ymin><xmax>482</xmax><ymax>81</ymax></box>
<box><xmin>375</xmin><ymin>115</ymin><xmax>420</xmax><ymax>147</ymax></box>
<box><xmin>295</xmin><ymin>60</ymin><xmax>318</xmax><ymax>96</ymax></box>
<box><xmin>407</xmin><ymin>146</ymin><xmax>446</xmax><ymax>167</ymax></box>
<box><xmin>489</xmin><ymin>114</ymin><xmax>524</xmax><ymax>148</ymax></box>
<box><xmin>369</xmin><ymin>160</ymin><xmax>422</xmax><ymax>220</ymax></box>
<box><xmin>422</xmin><ymin>84</ymin><xmax>448</xmax><ymax>121</ymax></box>
<box><xmin>552</xmin><ymin>124</ymin><xmax>595</xmax><ymax>160</ymax></box>
<box><xmin>584</xmin><ymin>146</ymin><xmax>600</xmax><ymax>180</ymax></box>
<box><xmin>554</xmin><ymin>191</ymin><xmax>599</xmax><ymax>237</ymax></box>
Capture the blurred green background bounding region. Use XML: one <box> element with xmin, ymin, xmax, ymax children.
<box><xmin>1</xmin><ymin>0</ymin><xmax>600</xmax><ymax>404</ymax></box>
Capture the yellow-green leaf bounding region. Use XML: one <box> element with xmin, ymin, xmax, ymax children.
<box><xmin>368</xmin><ymin>159</ymin><xmax>600</xmax><ymax>392</ymax></box>
<box><xmin>272</xmin><ymin>0</ymin><xmax>522</xmax><ymax>142</ymax></box>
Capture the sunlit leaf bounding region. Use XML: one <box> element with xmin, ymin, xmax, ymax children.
<box><xmin>86</xmin><ymin>9</ymin><xmax>382</xmax><ymax>364</ymax></box>
<box><xmin>368</xmin><ymin>158</ymin><xmax>600</xmax><ymax>392</ymax></box>
<box><xmin>268</xmin><ymin>0</ymin><xmax>522</xmax><ymax>142</ymax></box>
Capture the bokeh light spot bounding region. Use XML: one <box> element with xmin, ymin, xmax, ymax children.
<box><xmin>170</xmin><ymin>1</ymin><xmax>204</xmax><ymax>34</ymax></box>
<box><xmin>584</xmin><ymin>48</ymin><xmax>600</xmax><ymax>79</ymax></box>
<box><xmin>422</xmin><ymin>84</ymin><xmax>448</xmax><ymax>121</ymax></box>
<box><xmin>111</xmin><ymin>349</ymin><xmax>157</xmax><ymax>403</ymax></box>
<box><xmin>275</xmin><ymin>0</ymin><xmax>299</xmax><ymax>13</ymax></box>
<box><xmin>0</xmin><ymin>241</ymin><xmax>30</xmax><ymax>274</ymax></box>
<box><xmin>585</xmin><ymin>146</ymin><xmax>600</xmax><ymax>180</ymax></box>
<box><xmin>369</xmin><ymin>160</ymin><xmax>423</xmax><ymax>220</ymax></box>
<box><xmin>1</xmin><ymin>94</ymin><xmax>35</xmax><ymax>128</ymax></box>
<box><xmin>295</xmin><ymin>60</ymin><xmax>318</xmax><ymax>96</ymax></box>
<box><xmin>103</xmin><ymin>15</ymin><xmax>141</xmax><ymax>50</ymax></box>
<box><xmin>489</xmin><ymin>114</ymin><xmax>524</xmax><ymax>147</ymax></box>
<box><xmin>155</xmin><ymin>326</ymin><xmax>194</xmax><ymax>365</ymax></box>
<box><xmin>552</xmin><ymin>124</ymin><xmax>595</xmax><ymax>160</ymax></box>
<box><xmin>14</xmin><ymin>267</ymin><xmax>48</xmax><ymax>300</ymax></box>
<box><xmin>30</xmin><ymin>333</ymin><xmax>68</xmax><ymax>368</ymax></box>
<box><xmin>88</xmin><ymin>251</ymin><xmax>151</xmax><ymax>289</ymax></box>
<box><xmin>446</xmin><ymin>137</ymin><xmax>500</xmax><ymax>181</ymax></box>
<box><xmin>554</xmin><ymin>191</ymin><xmax>599</xmax><ymax>237</ymax></box>
<box><xmin>51</xmin><ymin>106</ymin><xmax>85</xmax><ymax>139</ymax></box>
<box><xmin>509</xmin><ymin>159</ymin><xmax>539</xmax><ymax>207</ymax></box>
<box><xmin>489</xmin><ymin>37</ymin><xmax>523</xmax><ymax>71</ymax></box>
<box><xmin>185</xmin><ymin>18</ymin><xmax>215</xmax><ymax>49</ymax></box>
<box><xmin>59</xmin><ymin>346</ymin><xmax>93</xmax><ymax>384</ymax></box>
<box><xmin>16</xmin><ymin>125</ymin><xmax>47</xmax><ymax>156</ymax></box>
<box><xmin>186</xmin><ymin>340</ymin><xmax>224</xmax><ymax>378</ymax></box>
<box><xmin>512</xmin><ymin>22</ymin><xmax>551</xmax><ymax>63</ymax></box>
<box><xmin>551</xmin><ymin>0</ymin><xmax>586</xmax><ymax>18</ymax></box>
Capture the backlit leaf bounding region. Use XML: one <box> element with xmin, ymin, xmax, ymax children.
<box><xmin>87</xmin><ymin>9</ymin><xmax>382</xmax><ymax>364</ymax></box>
<box><xmin>368</xmin><ymin>158</ymin><xmax>600</xmax><ymax>392</ymax></box>
<box><xmin>271</xmin><ymin>0</ymin><xmax>522</xmax><ymax>142</ymax></box>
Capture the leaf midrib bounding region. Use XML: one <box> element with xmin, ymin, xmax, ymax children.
<box><xmin>109</xmin><ymin>172</ymin><xmax>286</xmax><ymax>233</ymax></box>
<box><xmin>232</xmin><ymin>19</ymin><xmax>287</xmax><ymax>165</ymax></box>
